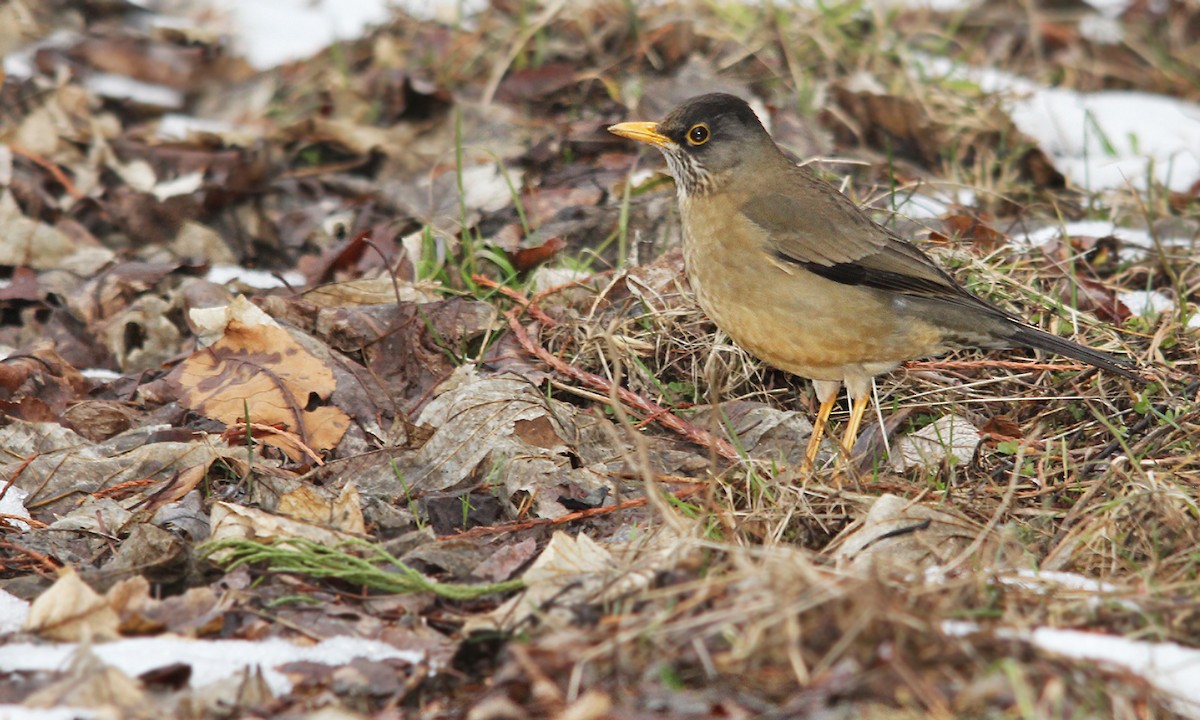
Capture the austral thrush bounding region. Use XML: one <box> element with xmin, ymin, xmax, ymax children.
<box><xmin>609</xmin><ymin>93</ymin><xmax>1139</xmax><ymax>470</ymax></box>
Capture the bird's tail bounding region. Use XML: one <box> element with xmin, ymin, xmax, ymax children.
<box><xmin>1006</xmin><ymin>324</ymin><xmax>1142</xmax><ymax>381</ymax></box>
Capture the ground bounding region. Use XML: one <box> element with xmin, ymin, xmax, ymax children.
<box><xmin>0</xmin><ymin>1</ymin><xmax>1198</xmax><ymax>718</ymax></box>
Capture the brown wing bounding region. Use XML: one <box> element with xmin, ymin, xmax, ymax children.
<box><xmin>738</xmin><ymin>163</ymin><xmax>975</xmax><ymax>302</ymax></box>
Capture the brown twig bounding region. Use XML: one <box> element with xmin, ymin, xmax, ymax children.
<box><xmin>0</xmin><ymin>453</ymin><xmax>36</xmax><ymax>504</ymax></box>
<box><xmin>10</xmin><ymin>145</ymin><xmax>87</xmax><ymax>200</ymax></box>
<box><xmin>92</xmin><ymin>478</ymin><xmax>159</xmax><ymax>500</ymax></box>
<box><xmin>0</xmin><ymin>514</ymin><xmax>47</xmax><ymax>530</ymax></box>
<box><xmin>437</xmin><ymin>483</ymin><xmax>706</xmax><ymax>541</ymax></box>
<box><xmin>477</xmin><ymin>274</ymin><xmax>740</xmax><ymax>461</ymax></box>
<box><xmin>0</xmin><ymin>540</ymin><xmax>60</xmax><ymax>575</ymax></box>
<box><xmin>474</xmin><ymin>275</ymin><xmax>558</xmax><ymax>327</ymax></box>
<box><xmin>504</xmin><ymin>308</ymin><xmax>739</xmax><ymax>461</ymax></box>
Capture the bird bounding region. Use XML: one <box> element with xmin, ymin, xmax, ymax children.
<box><xmin>608</xmin><ymin>92</ymin><xmax>1140</xmax><ymax>471</ymax></box>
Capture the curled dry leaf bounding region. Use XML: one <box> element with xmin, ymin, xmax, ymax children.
<box><xmin>0</xmin><ymin>191</ymin><xmax>87</xmax><ymax>270</ymax></box>
<box><xmin>107</xmin><ymin>575</ymin><xmax>222</xmax><ymax>637</ymax></box>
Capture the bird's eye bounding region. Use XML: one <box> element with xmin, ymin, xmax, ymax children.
<box><xmin>687</xmin><ymin>123</ymin><xmax>710</xmax><ymax>146</ymax></box>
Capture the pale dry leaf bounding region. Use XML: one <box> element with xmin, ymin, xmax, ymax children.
<box><xmin>302</xmin><ymin>277</ymin><xmax>443</xmax><ymax>306</ymax></box>
<box><xmin>830</xmin><ymin>494</ymin><xmax>985</xmax><ymax>575</ymax></box>
<box><xmin>465</xmin><ymin>531</ymin><xmax>613</xmax><ymax>634</ymax></box>
<box><xmin>48</xmin><ymin>497</ymin><xmax>134</xmax><ymax>534</ymax></box>
<box><xmin>207</xmin><ymin>500</ymin><xmax>360</xmax><ymax>562</ymax></box>
<box><xmin>277</xmin><ymin>485</ymin><xmax>336</xmax><ymax>524</ymax></box>
<box><xmin>890</xmin><ymin>414</ymin><xmax>981</xmax><ymax>472</ymax></box>
<box><xmin>188</xmin><ymin>294</ymin><xmax>276</xmax><ymax>347</ymax></box>
<box><xmin>105</xmin><ymin>523</ymin><xmax>185</xmax><ymax>578</ymax></box>
<box><xmin>0</xmin><ymin>191</ymin><xmax>76</xmax><ymax>269</ymax></box>
<box><xmin>23</xmin><ymin>644</ymin><xmax>149</xmax><ymax>715</ymax></box>
<box><xmin>276</xmin><ymin>480</ymin><xmax>364</xmax><ymax>534</ymax></box>
<box><xmin>108</xmin><ymin>575</ymin><xmax>221</xmax><ymax>636</ymax></box>
<box><xmin>172</xmin><ymin>221</ymin><xmax>238</xmax><ymax>264</ymax></box>
<box><xmin>467</xmin><ymin>528</ymin><xmax>685</xmax><ymax>633</ymax></box>
<box><xmin>393</xmin><ymin>366</ymin><xmax>612</xmax><ymax>519</ymax></box>
<box><xmin>104</xmin><ymin>294</ymin><xmax>184</xmax><ymax>372</ymax></box>
<box><xmin>332</xmin><ymin>481</ymin><xmax>366</xmax><ymax>534</ymax></box>
<box><xmin>24</xmin><ymin>567</ymin><xmax>121</xmax><ymax>642</ymax></box>
<box><xmin>1</xmin><ymin>421</ymin><xmax>231</xmax><ymax>520</ymax></box>
<box><xmin>106</xmin><ymin>575</ymin><xmax>154</xmax><ymax>624</ymax></box>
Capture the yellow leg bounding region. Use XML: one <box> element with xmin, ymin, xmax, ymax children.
<box><xmin>803</xmin><ymin>394</ymin><xmax>837</xmax><ymax>473</ymax></box>
<box><xmin>840</xmin><ymin>392</ymin><xmax>871</xmax><ymax>459</ymax></box>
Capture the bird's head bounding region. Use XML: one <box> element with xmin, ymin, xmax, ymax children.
<box><xmin>608</xmin><ymin>93</ymin><xmax>773</xmax><ymax>196</ymax></box>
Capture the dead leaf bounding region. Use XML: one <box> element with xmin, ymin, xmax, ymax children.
<box><xmin>467</xmin><ymin>528</ymin><xmax>684</xmax><ymax>633</ymax></box>
<box><xmin>108</xmin><ymin>576</ymin><xmax>222</xmax><ymax>637</ymax></box>
<box><xmin>62</xmin><ymin>400</ymin><xmax>137</xmax><ymax>442</ymax></box>
<box><xmin>23</xmin><ymin>644</ymin><xmax>149</xmax><ymax>714</ymax></box>
<box><xmin>495</xmin><ymin>63</ymin><xmax>579</xmax><ymax>104</ymax></box>
<box><xmin>831</xmin><ymin>494</ymin><xmax>985</xmax><ymax>575</ymax></box>
<box><xmin>891</xmin><ymin>415</ymin><xmax>981</xmax><ymax>472</ymax></box>
<box><xmin>277</xmin><ymin>480</ymin><xmax>365</xmax><ymax>534</ymax></box>
<box><xmin>24</xmin><ymin>567</ymin><xmax>121</xmax><ymax>641</ymax></box>
<box><xmin>471</xmin><ymin>537</ymin><xmax>538</xmax><ymax>583</ymax></box>
<box><xmin>207</xmin><ymin>500</ymin><xmax>361</xmax><ymax>562</ymax></box>
<box><xmin>169</xmin><ymin>313</ymin><xmax>350</xmax><ymax>460</ymax></box>
<box><xmin>980</xmin><ymin>415</ymin><xmax>1023</xmax><ymax>441</ymax></box>
<box><xmin>104</xmin><ymin>523</ymin><xmax>188</xmax><ymax>587</ymax></box>
<box><xmin>388</xmin><ymin>367</ymin><xmax>614</xmax><ymax>520</ymax></box>
<box><xmin>830</xmin><ymin>83</ymin><xmax>944</xmax><ymax>166</ymax></box>
<box><xmin>507</xmin><ymin>236</ymin><xmax>566</xmax><ymax>272</ymax></box>
<box><xmin>312</xmin><ymin>297</ymin><xmax>497</xmax><ymax>404</ymax></box>
<box><xmin>940</xmin><ymin>212</ymin><xmax>1008</xmax><ymax>254</ymax></box>
<box><xmin>0</xmin><ymin>342</ymin><xmax>91</xmax><ymax>412</ymax></box>
<box><xmin>0</xmin><ymin>191</ymin><xmax>87</xmax><ymax>269</ymax></box>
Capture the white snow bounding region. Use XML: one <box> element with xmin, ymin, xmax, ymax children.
<box><xmin>1010</xmin><ymin>89</ymin><xmax>1200</xmax><ymax>193</ymax></box>
<box><xmin>0</xmin><ymin>487</ymin><xmax>32</xmax><ymax>534</ymax></box>
<box><xmin>912</xmin><ymin>56</ymin><xmax>1200</xmax><ymax>193</ymax></box>
<box><xmin>0</xmin><ymin>590</ymin><xmax>30</xmax><ymax>634</ymax></box>
<box><xmin>1120</xmin><ymin>290</ymin><xmax>1200</xmax><ymax>329</ymax></box>
<box><xmin>943</xmin><ymin>620</ymin><xmax>1200</xmax><ymax>717</ymax></box>
<box><xmin>0</xmin><ymin>635</ymin><xmax>426</xmax><ymax>696</ymax></box>
<box><xmin>205</xmin><ymin>265</ymin><xmax>306</xmax><ymax>289</ymax></box>
<box><xmin>157</xmin><ymin>114</ymin><xmax>242</xmax><ymax>141</ymax></box>
<box><xmin>82</xmin><ymin>74</ymin><xmax>184</xmax><ymax>110</ymax></box>
<box><xmin>199</xmin><ymin>0</ymin><xmax>488</xmax><ymax>70</ymax></box>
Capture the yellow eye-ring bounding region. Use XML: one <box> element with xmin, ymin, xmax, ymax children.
<box><xmin>687</xmin><ymin>123</ymin><xmax>710</xmax><ymax>146</ymax></box>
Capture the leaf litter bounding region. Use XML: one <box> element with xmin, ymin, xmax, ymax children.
<box><xmin>0</xmin><ymin>0</ymin><xmax>1198</xmax><ymax>717</ymax></box>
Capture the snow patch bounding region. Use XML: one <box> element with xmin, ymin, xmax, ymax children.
<box><xmin>0</xmin><ymin>636</ymin><xmax>426</xmax><ymax>696</ymax></box>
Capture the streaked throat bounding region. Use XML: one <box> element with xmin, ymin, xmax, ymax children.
<box><xmin>661</xmin><ymin>148</ymin><xmax>717</xmax><ymax>198</ymax></box>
